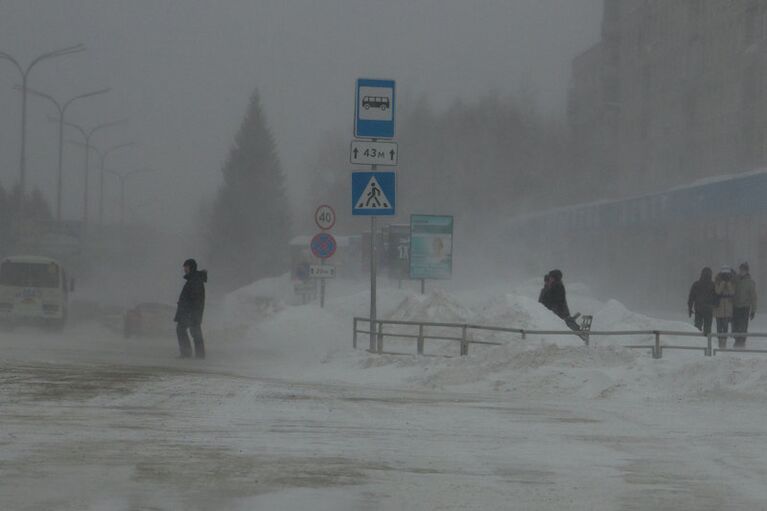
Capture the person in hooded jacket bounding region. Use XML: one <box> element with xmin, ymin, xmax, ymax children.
<box><xmin>542</xmin><ymin>269</ymin><xmax>580</xmax><ymax>331</ymax></box>
<box><xmin>688</xmin><ymin>267</ymin><xmax>715</xmax><ymax>336</ymax></box>
<box><xmin>175</xmin><ymin>258</ymin><xmax>207</xmax><ymax>359</ymax></box>
<box><xmin>713</xmin><ymin>266</ymin><xmax>735</xmax><ymax>349</ymax></box>
<box><xmin>538</xmin><ymin>273</ymin><xmax>551</xmax><ymax>305</ymax></box>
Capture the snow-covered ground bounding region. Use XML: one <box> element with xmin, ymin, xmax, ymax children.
<box><xmin>2</xmin><ymin>277</ymin><xmax>767</xmax><ymax>509</ymax></box>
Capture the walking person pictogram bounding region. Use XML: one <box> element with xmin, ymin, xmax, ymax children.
<box><xmin>353</xmin><ymin>172</ymin><xmax>395</xmax><ymax>214</ymax></box>
<box><xmin>366</xmin><ymin>182</ymin><xmax>382</xmax><ymax>208</ymax></box>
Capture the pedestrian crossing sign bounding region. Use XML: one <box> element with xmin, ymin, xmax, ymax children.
<box><xmin>352</xmin><ymin>172</ymin><xmax>396</xmax><ymax>216</ymax></box>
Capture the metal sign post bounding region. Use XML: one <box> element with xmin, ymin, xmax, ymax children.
<box><xmin>370</xmin><ymin>211</ymin><xmax>376</xmax><ymax>351</ymax></box>
<box><xmin>320</xmin><ymin>259</ymin><xmax>326</xmax><ymax>308</ymax></box>
<box><xmin>352</xmin><ymin>78</ymin><xmax>396</xmax><ymax>351</ymax></box>
<box><xmin>351</xmin><ymin>169</ymin><xmax>396</xmax><ymax>350</ymax></box>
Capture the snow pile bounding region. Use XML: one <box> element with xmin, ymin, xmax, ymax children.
<box><xmin>219</xmin><ymin>276</ymin><xmax>767</xmax><ymax>402</ymax></box>
<box><xmin>477</xmin><ymin>293</ymin><xmax>562</xmax><ymax>330</ymax></box>
<box><xmin>221</xmin><ymin>273</ymin><xmax>293</xmax><ymax>326</ymax></box>
<box><xmin>593</xmin><ymin>299</ymin><xmax>697</xmax><ymax>334</ymax></box>
<box><xmin>326</xmin><ymin>288</ymin><xmax>413</xmax><ymax>320</ymax></box>
<box><xmin>659</xmin><ymin>356</ymin><xmax>767</xmax><ymax>399</ymax></box>
<box><xmin>388</xmin><ymin>288</ymin><xmax>473</xmax><ymax>323</ymax></box>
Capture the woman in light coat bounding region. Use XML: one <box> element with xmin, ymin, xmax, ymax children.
<box><xmin>713</xmin><ymin>266</ymin><xmax>736</xmax><ymax>349</ymax></box>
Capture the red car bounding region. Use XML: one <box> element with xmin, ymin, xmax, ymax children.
<box><xmin>124</xmin><ymin>302</ymin><xmax>176</xmax><ymax>338</ymax></box>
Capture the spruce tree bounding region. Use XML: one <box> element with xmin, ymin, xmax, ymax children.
<box><xmin>208</xmin><ymin>90</ymin><xmax>291</xmax><ymax>291</ymax></box>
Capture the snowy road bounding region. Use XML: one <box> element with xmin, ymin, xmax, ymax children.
<box><xmin>2</xmin><ymin>324</ymin><xmax>767</xmax><ymax>510</ymax></box>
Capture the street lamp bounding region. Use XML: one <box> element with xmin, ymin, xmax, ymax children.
<box><xmin>96</xmin><ymin>142</ymin><xmax>135</xmax><ymax>227</ymax></box>
<box><xmin>104</xmin><ymin>167</ymin><xmax>155</xmax><ymax>227</ymax></box>
<box><xmin>55</xmin><ymin>117</ymin><xmax>127</xmax><ymax>235</ymax></box>
<box><xmin>0</xmin><ymin>44</ymin><xmax>86</xmax><ymax>217</ymax></box>
<box><xmin>16</xmin><ymin>85</ymin><xmax>111</xmax><ymax>223</ymax></box>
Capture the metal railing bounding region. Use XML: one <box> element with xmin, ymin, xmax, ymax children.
<box><xmin>352</xmin><ymin>317</ymin><xmax>767</xmax><ymax>359</ymax></box>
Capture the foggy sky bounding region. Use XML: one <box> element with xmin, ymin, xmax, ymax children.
<box><xmin>0</xmin><ymin>0</ymin><xmax>602</xmax><ymax>232</ymax></box>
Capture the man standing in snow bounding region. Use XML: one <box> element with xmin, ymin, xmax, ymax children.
<box><xmin>733</xmin><ymin>262</ymin><xmax>757</xmax><ymax>349</ymax></box>
<box><xmin>688</xmin><ymin>267</ymin><xmax>715</xmax><ymax>336</ymax></box>
<box><xmin>175</xmin><ymin>258</ymin><xmax>208</xmax><ymax>359</ymax></box>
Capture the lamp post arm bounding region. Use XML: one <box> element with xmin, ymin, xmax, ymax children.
<box><xmin>15</xmin><ymin>84</ymin><xmax>63</xmax><ymax>115</ymax></box>
<box><xmin>24</xmin><ymin>44</ymin><xmax>85</xmax><ymax>75</ymax></box>
<box><xmin>57</xmin><ymin>118</ymin><xmax>88</xmax><ymax>140</ymax></box>
<box><xmin>62</xmin><ymin>87</ymin><xmax>111</xmax><ymax>114</ymax></box>
<box><xmin>0</xmin><ymin>52</ymin><xmax>24</xmax><ymax>75</ymax></box>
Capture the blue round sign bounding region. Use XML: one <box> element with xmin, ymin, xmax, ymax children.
<box><xmin>310</xmin><ymin>232</ymin><xmax>337</xmax><ymax>260</ymax></box>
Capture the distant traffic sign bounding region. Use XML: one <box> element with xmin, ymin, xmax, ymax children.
<box><xmin>355</xmin><ymin>78</ymin><xmax>395</xmax><ymax>139</ymax></box>
<box><xmin>350</xmin><ymin>140</ymin><xmax>398</xmax><ymax>166</ymax></box>
<box><xmin>352</xmin><ymin>172</ymin><xmax>396</xmax><ymax>216</ymax></box>
<box><xmin>314</xmin><ymin>205</ymin><xmax>336</xmax><ymax>230</ymax></box>
<box><xmin>310</xmin><ymin>232</ymin><xmax>337</xmax><ymax>259</ymax></box>
<box><xmin>309</xmin><ymin>264</ymin><xmax>336</xmax><ymax>279</ymax></box>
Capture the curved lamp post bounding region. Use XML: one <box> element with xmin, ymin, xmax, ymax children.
<box><xmin>17</xmin><ymin>85</ymin><xmax>110</xmax><ymax>223</ymax></box>
<box><xmin>0</xmin><ymin>44</ymin><xmax>85</xmax><ymax>217</ymax></box>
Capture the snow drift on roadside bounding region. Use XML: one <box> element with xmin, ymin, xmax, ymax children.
<box><xmin>220</xmin><ymin>277</ymin><xmax>767</xmax><ymax>401</ymax></box>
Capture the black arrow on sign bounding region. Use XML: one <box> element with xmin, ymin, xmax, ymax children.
<box><xmin>353</xmin><ymin>147</ymin><xmax>359</xmax><ymax>159</ymax></box>
<box><xmin>389</xmin><ymin>149</ymin><xmax>395</xmax><ymax>160</ymax></box>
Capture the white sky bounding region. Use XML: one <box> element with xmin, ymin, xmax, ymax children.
<box><xmin>0</xmin><ymin>0</ymin><xmax>602</xmax><ymax>229</ymax></box>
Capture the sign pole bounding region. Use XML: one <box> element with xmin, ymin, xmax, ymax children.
<box><xmin>370</xmin><ymin>215</ymin><xmax>377</xmax><ymax>351</ymax></box>
<box><xmin>320</xmin><ymin>258</ymin><xmax>326</xmax><ymax>308</ymax></box>
<box><xmin>369</xmin><ymin>159</ymin><xmax>378</xmax><ymax>351</ymax></box>
<box><xmin>353</xmin><ymin>78</ymin><xmax>396</xmax><ymax>351</ymax></box>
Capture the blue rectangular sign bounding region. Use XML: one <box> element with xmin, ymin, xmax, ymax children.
<box><xmin>354</xmin><ymin>78</ymin><xmax>395</xmax><ymax>139</ymax></box>
<box><xmin>409</xmin><ymin>215</ymin><xmax>453</xmax><ymax>280</ymax></box>
<box><xmin>352</xmin><ymin>172</ymin><xmax>396</xmax><ymax>216</ymax></box>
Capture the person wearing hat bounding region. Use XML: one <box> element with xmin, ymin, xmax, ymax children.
<box><xmin>174</xmin><ymin>258</ymin><xmax>208</xmax><ymax>359</ymax></box>
<box><xmin>688</xmin><ymin>267</ymin><xmax>715</xmax><ymax>336</ymax></box>
<box><xmin>713</xmin><ymin>266</ymin><xmax>735</xmax><ymax>349</ymax></box>
<box><xmin>733</xmin><ymin>262</ymin><xmax>757</xmax><ymax>348</ymax></box>
<box><xmin>542</xmin><ymin>269</ymin><xmax>580</xmax><ymax>332</ymax></box>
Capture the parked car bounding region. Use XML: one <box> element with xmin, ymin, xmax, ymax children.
<box><xmin>124</xmin><ymin>302</ymin><xmax>176</xmax><ymax>338</ymax></box>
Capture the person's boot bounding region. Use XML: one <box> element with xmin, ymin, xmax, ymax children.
<box><xmin>193</xmin><ymin>341</ymin><xmax>205</xmax><ymax>359</ymax></box>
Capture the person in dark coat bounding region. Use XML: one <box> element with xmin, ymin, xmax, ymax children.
<box><xmin>688</xmin><ymin>266</ymin><xmax>715</xmax><ymax>336</ymax></box>
<box><xmin>542</xmin><ymin>269</ymin><xmax>580</xmax><ymax>331</ymax></box>
<box><xmin>538</xmin><ymin>273</ymin><xmax>551</xmax><ymax>305</ymax></box>
<box><xmin>175</xmin><ymin>258</ymin><xmax>207</xmax><ymax>359</ymax></box>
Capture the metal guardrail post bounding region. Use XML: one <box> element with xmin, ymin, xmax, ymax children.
<box><xmin>417</xmin><ymin>324</ymin><xmax>424</xmax><ymax>355</ymax></box>
<box><xmin>706</xmin><ymin>333</ymin><xmax>712</xmax><ymax>357</ymax></box>
<box><xmin>353</xmin><ymin>318</ymin><xmax>358</xmax><ymax>349</ymax></box>
<box><xmin>580</xmin><ymin>315</ymin><xmax>593</xmax><ymax>346</ymax></box>
<box><xmin>460</xmin><ymin>325</ymin><xmax>468</xmax><ymax>356</ymax></box>
<box><xmin>368</xmin><ymin>318</ymin><xmax>376</xmax><ymax>352</ymax></box>
<box><xmin>653</xmin><ymin>331</ymin><xmax>661</xmax><ymax>359</ymax></box>
<box><xmin>377</xmin><ymin>321</ymin><xmax>384</xmax><ymax>354</ymax></box>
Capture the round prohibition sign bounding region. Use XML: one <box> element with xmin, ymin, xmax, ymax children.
<box><xmin>310</xmin><ymin>232</ymin><xmax>337</xmax><ymax>260</ymax></box>
<box><xmin>315</xmin><ymin>204</ymin><xmax>336</xmax><ymax>231</ymax></box>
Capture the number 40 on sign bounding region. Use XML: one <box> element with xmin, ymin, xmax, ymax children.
<box><xmin>315</xmin><ymin>205</ymin><xmax>336</xmax><ymax>231</ymax></box>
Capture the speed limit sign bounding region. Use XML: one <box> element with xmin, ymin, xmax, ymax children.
<box><xmin>315</xmin><ymin>205</ymin><xmax>336</xmax><ymax>231</ymax></box>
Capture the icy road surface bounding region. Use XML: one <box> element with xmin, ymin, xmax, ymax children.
<box><xmin>2</xmin><ymin>323</ymin><xmax>767</xmax><ymax>510</ymax></box>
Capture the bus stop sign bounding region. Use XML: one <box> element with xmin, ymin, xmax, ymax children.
<box><xmin>354</xmin><ymin>78</ymin><xmax>395</xmax><ymax>139</ymax></box>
